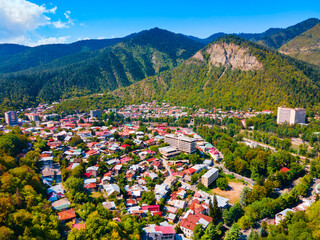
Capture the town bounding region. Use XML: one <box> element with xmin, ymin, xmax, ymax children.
<box><xmin>1</xmin><ymin>101</ymin><xmax>319</xmax><ymax>240</ymax></box>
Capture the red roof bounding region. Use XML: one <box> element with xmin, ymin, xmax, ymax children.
<box><xmin>121</xmin><ymin>144</ymin><xmax>130</xmax><ymax>148</ymax></box>
<box><xmin>83</xmin><ymin>172</ymin><xmax>92</xmax><ymax>178</ymax></box>
<box><xmin>280</xmin><ymin>167</ymin><xmax>290</xmax><ymax>173</ymax></box>
<box><xmin>85</xmin><ymin>150</ymin><xmax>98</xmax><ymax>155</ymax></box>
<box><xmin>58</xmin><ymin>208</ymin><xmax>76</xmax><ymax>221</ymax></box>
<box><xmin>141</xmin><ymin>205</ymin><xmax>160</xmax><ymax>212</ymax></box>
<box><xmin>184</xmin><ymin>168</ymin><xmax>196</xmax><ymax>175</ymax></box>
<box><xmin>72</xmin><ymin>223</ymin><xmax>85</xmax><ymax>230</ymax></box>
<box><xmin>84</xmin><ymin>182</ymin><xmax>97</xmax><ymax>189</ymax></box>
<box><xmin>151</xmin><ymin>211</ymin><xmax>162</xmax><ymax>217</ymax></box>
<box><xmin>120</xmin><ymin>156</ymin><xmax>132</xmax><ymax>164</ymax></box>
<box><xmin>154</xmin><ymin>226</ymin><xmax>175</xmax><ymax>234</ymax></box>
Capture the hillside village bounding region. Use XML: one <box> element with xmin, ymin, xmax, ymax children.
<box><xmin>1</xmin><ymin>101</ymin><xmax>319</xmax><ymax>240</ymax></box>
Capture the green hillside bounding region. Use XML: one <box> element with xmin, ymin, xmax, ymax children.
<box><xmin>280</xmin><ymin>24</ymin><xmax>320</xmax><ymax>66</ymax></box>
<box><xmin>258</xmin><ymin>18</ymin><xmax>320</xmax><ymax>49</ymax></box>
<box><xmin>0</xmin><ymin>38</ymin><xmax>130</xmax><ymax>73</ymax></box>
<box><xmin>109</xmin><ymin>36</ymin><xmax>320</xmax><ymax>111</ymax></box>
<box><xmin>0</xmin><ymin>28</ymin><xmax>203</xmax><ymax>112</ymax></box>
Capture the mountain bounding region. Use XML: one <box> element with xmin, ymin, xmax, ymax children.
<box><xmin>258</xmin><ymin>18</ymin><xmax>320</xmax><ymax>49</ymax></box>
<box><xmin>106</xmin><ymin>36</ymin><xmax>320</xmax><ymax>111</ymax></box>
<box><xmin>0</xmin><ymin>37</ymin><xmax>131</xmax><ymax>73</ymax></box>
<box><xmin>279</xmin><ymin>23</ymin><xmax>320</xmax><ymax>66</ymax></box>
<box><xmin>184</xmin><ymin>18</ymin><xmax>320</xmax><ymax>49</ymax></box>
<box><xmin>0</xmin><ymin>28</ymin><xmax>204</xmax><ymax>112</ymax></box>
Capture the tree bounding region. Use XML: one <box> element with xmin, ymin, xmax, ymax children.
<box><xmin>225</xmin><ymin>223</ymin><xmax>240</xmax><ymax>240</ymax></box>
<box><xmin>193</xmin><ymin>224</ymin><xmax>203</xmax><ymax>240</ymax></box>
<box><xmin>78</xmin><ymin>118</ymin><xmax>84</xmax><ymax>124</ymax></box>
<box><xmin>209</xmin><ymin>198</ymin><xmax>214</xmax><ymax>218</ymax></box>
<box><xmin>211</xmin><ymin>195</ymin><xmax>222</xmax><ymax>223</ymax></box>
<box><xmin>67</xmin><ymin>228</ymin><xmax>87</xmax><ymax>240</ymax></box>
<box><xmin>70</xmin><ymin>135</ymin><xmax>83</xmax><ymax>147</ymax></box>
<box><xmin>216</xmin><ymin>178</ymin><xmax>228</xmax><ymax>190</ymax></box>
<box><xmin>140</xmin><ymin>191</ymin><xmax>156</xmax><ymax>205</ymax></box>
<box><xmin>223</xmin><ymin>203</ymin><xmax>244</xmax><ymax>226</ymax></box>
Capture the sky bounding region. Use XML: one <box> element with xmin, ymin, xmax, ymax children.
<box><xmin>0</xmin><ymin>0</ymin><xmax>319</xmax><ymax>46</ymax></box>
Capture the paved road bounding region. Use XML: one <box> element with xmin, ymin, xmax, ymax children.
<box><xmin>215</xmin><ymin>163</ymin><xmax>255</xmax><ymax>185</ymax></box>
<box><xmin>243</xmin><ymin>138</ymin><xmax>307</xmax><ymax>160</ymax></box>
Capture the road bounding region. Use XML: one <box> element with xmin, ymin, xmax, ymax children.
<box><xmin>215</xmin><ymin>163</ymin><xmax>255</xmax><ymax>185</ymax></box>
<box><xmin>243</xmin><ymin>138</ymin><xmax>307</xmax><ymax>160</ymax></box>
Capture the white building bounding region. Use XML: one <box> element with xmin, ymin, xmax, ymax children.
<box><xmin>277</xmin><ymin>107</ymin><xmax>306</xmax><ymax>125</ymax></box>
<box><xmin>164</xmin><ymin>134</ymin><xmax>197</xmax><ymax>154</ymax></box>
<box><xmin>5</xmin><ymin>111</ymin><xmax>18</xmax><ymax>125</ymax></box>
<box><xmin>201</xmin><ymin>167</ymin><xmax>219</xmax><ymax>187</ymax></box>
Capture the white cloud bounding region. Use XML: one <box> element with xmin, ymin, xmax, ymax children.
<box><xmin>0</xmin><ymin>0</ymin><xmax>54</xmax><ymax>39</ymax></box>
<box><xmin>52</xmin><ymin>10</ymin><xmax>74</xmax><ymax>29</ymax></box>
<box><xmin>0</xmin><ymin>35</ymin><xmax>71</xmax><ymax>46</ymax></box>
<box><xmin>33</xmin><ymin>36</ymin><xmax>70</xmax><ymax>46</ymax></box>
<box><xmin>0</xmin><ymin>1</ymin><xmax>75</xmax><ymax>45</ymax></box>
<box><xmin>52</xmin><ymin>20</ymin><xmax>68</xmax><ymax>29</ymax></box>
<box><xmin>48</xmin><ymin>6</ymin><xmax>57</xmax><ymax>14</ymax></box>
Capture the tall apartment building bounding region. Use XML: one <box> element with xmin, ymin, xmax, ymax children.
<box><xmin>5</xmin><ymin>111</ymin><xmax>18</xmax><ymax>125</ymax></box>
<box><xmin>201</xmin><ymin>167</ymin><xmax>219</xmax><ymax>187</ymax></box>
<box><xmin>164</xmin><ymin>134</ymin><xmax>196</xmax><ymax>154</ymax></box>
<box><xmin>25</xmin><ymin>113</ymin><xmax>39</xmax><ymax>122</ymax></box>
<box><xmin>277</xmin><ymin>107</ymin><xmax>306</xmax><ymax>125</ymax></box>
<box><xmin>90</xmin><ymin>109</ymin><xmax>102</xmax><ymax>119</ymax></box>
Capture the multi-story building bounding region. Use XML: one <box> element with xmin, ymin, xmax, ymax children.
<box><xmin>90</xmin><ymin>109</ymin><xmax>102</xmax><ymax>119</ymax></box>
<box><xmin>201</xmin><ymin>167</ymin><xmax>219</xmax><ymax>187</ymax></box>
<box><xmin>164</xmin><ymin>134</ymin><xmax>196</xmax><ymax>154</ymax></box>
<box><xmin>25</xmin><ymin>113</ymin><xmax>39</xmax><ymax>122</ymax></box>
<box><xmin>277</xmin><ymin>107</ymin><xmax>306</xmax><ymax>125</ymax></box>
<box><xmin>5</xmin><ymin>111</ymin><xmax>18</xmax><ymax>125</ymax></box>
<box><xmin>158</xmin><ymin>146</ymin><xmax>181</xmax><ymax>160</ymax></box>
<box><xmin>143</xmin><ymin>225</ymin><xmax>175</xmax><ymax>240</ymax></box>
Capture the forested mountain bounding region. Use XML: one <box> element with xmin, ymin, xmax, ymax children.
<box><xmin>0</xmin><ymin>28</ymin><xmax>204</xmax><ymax>112</ymax></box>
<box><xmin>185</xmin><ymin>18</ymin><xmax>320</xmax><ymax>49</ymax></box>
<box><xmin>106</xmin><ymin>36</ymin><xmax>320</xmax><ymax>111</ymax></box>
<box><xmin>258</xmin><ymin>18</ymin><xmax>320</xmax><ymax>49</ymax></box>
<box><xmin>279</xmin><ymin>23</ymin><xmax>320</xmax><ymax>66</ymax></box>
<box><xmin>0</xmin><ymin>38</ymin><xmax>130</xmax><ymax>73</ymax></box>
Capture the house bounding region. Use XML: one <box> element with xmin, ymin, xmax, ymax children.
<box><xmin>164</xmin><ymin>176</ymin><xmax>177</xmax><ymax>187</ymax></box>
<box><xmin>141</xmin><ymin>205</ymin><xmax>160</xmax><ymax>213</ymax></box>
<box><xmin>102</xmin><ymin>201</ymin><xmax>116</xmax><ymax>210</ymax></box>
<box><xmin>126</xmin><ymin>198</ymin><xmax>137</xmax><ymax>207</ymax></box>
<box><xmin>77</xmin><ymin>130</ymin><xmax>92</xmax><ymax>138</ymax></box>
<box><xmin>52</xmin><ymin>198</ymin><xmax>71</xmax><ymax>210</ymax></box>
<box><xmin>114</xmin><ymin>164</ymin><xmax>123</xmax><ymax>173</ymax></box>
<box><xmin>58</xmin><ymin>208</ymin><xmax>76</xmax><ymax>222</ymax></box>
<box><xmin>72</xmin><ymin>223</ymin><xmax>86</xmax><ymax>230</ymax></box>
<box><xmin>275</xmin><ymin>208</ymin><xmax>295</xmax><ymax>224</ymax></box>
<box><xmin>180</xmin><ymin>211</ymin><xmax>212</xmax><ymax>238</ymax></box>
<box><xmin>86</xmin><ymin>165</ymin><xmax>99</xmax><ymax>177</ymax></box>
<box><xmin>120</xmin><ymin>156</ymin><xmax>132</xmax><ymax>164</ymax></box>
<box><xmin>85</xmin><ymin>149</ymin><xmax>99</xmax><ymax>158</ymax></box>
<box><xmin>154</xmin><ymin>183</ymin><xmax>169</xmax><ymax>201</ymax></box>
<box><xmin>41</xmin><ymin>166</ymin><xmax>55</xmax><ymax>178</ymax></box>
<box><xmin>143</xmin><ymin>225</ymin><xmax>175</xmax><ymax>240</ymax></box>
<box><xmin>84</xmin><ymin>182</ymin><xmax>97</xmax><ymax>192</ymax></box>
<box><xmin>212</xmin><ymin>195</ymin><xmax>228</xmax><ymax>209</ymax></box>
<box><xmin>280</xmin><ymin>167</ymin><xmax>290</xmax><ymax>173</ymax></box>
<box><xmin>189</xmin><ymin>199</ymin><xmax>208</xmax><ymax>215</ymax></box>
<box><xmin>103</xmin><ymin>184</ymin><xmax>121</xmax><ymax>196</ymax></box>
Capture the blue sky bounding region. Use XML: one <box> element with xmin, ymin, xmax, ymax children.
<box><xmin>0</xmin><ymin>0</ymin><xmax>319</xmax><ymax>46</ymax></box>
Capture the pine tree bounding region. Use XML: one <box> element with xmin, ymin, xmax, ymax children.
<box><xmin>212</xmin><ymin>194</ymin><xmax>222</xmax><ymax>223</ymax></box>
<box><xmin>209</xmin><ymin>198</ymin><xmax>214</xmax><ymax>218</ymax></box>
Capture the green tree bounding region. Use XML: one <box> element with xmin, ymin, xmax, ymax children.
<box><xmin>216</xmin><ymin>177</ymin><xmax>228</xmax><ymax>190</ymax></box>
<box><xmin>225</xmin><ymin>223</ymin><xmax>240</xmax><ymax>240</ymax></box>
